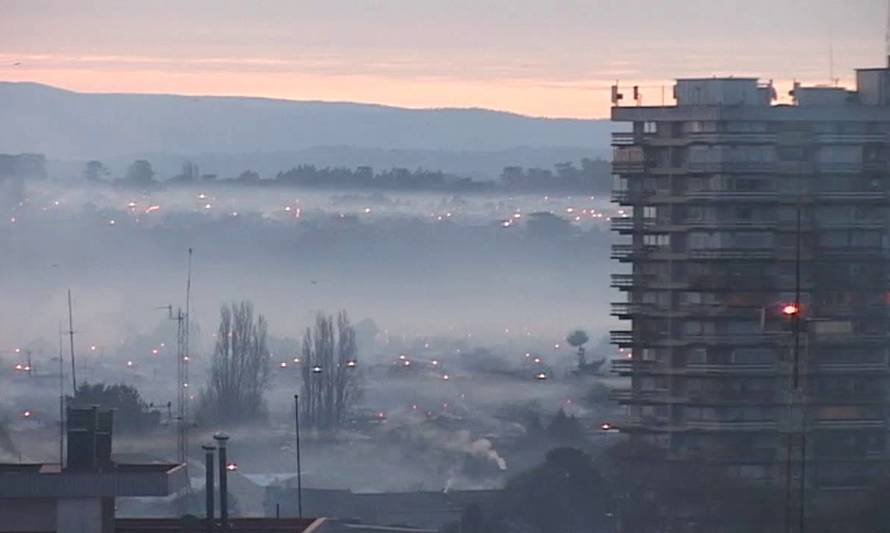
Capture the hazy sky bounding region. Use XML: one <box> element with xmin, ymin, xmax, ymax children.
<box><xmin>0</xmin><ymin>0</ymin><xmax>887</xmax><ymax>117</ymax></box>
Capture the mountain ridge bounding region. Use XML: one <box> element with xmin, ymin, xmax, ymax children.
<box><xmin>0</xmin><ymin>82</ymin><xmax>613</xmax><ymax>161</ymax></box>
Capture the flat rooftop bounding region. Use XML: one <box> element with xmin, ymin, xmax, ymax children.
<box><xmin>115</xmin><ymin>518</ymin><xmax>324</xmax><ymax>533</ymax></box>
<box><xmin>0</xmin><ymin>461</ymin><xmax>186</xmax><ymax>498</ymax></box>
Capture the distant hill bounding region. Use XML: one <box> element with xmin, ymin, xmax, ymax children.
<box><xmin>0</xmin><ymin>83</ymin><xmax>613</xmax><ymax>165</ymax></box>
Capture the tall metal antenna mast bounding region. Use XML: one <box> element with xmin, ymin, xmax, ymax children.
<box><xmin>183</xmin><ymin>248</ymin><xmax>192</xmax><ymax>463</ymax></box>
<box><xmin>67</xmin><ymin>289</ymin><xmax>77</xmax><ymax>393</ymax></box>
<box><xmin>58</xmin><ymin>322</ymin><xmax>65</xmax><ymax>467</ymax></box>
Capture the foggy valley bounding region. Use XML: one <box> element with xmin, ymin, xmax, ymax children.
<box><xmin>3</xmin><ymin>2</ymin><xmax>888</xmax><ymax>532</ymax></box>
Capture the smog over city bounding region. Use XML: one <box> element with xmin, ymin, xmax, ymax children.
<box><xmin>1</xmin><ymin>2</ymin><xmax>890</xmax><ymax>533</ymax></box>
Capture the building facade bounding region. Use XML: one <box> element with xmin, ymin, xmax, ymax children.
<box><xmin>611</xmin><ymin>68</ymin><xmax>890</xmax><ymax>490</ymax></box>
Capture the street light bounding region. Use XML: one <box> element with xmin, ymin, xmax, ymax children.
<box><xmin>782</xmin><ymin>304</ymin><xmax>800</xmax><ymax>316</ymax></box>
<box><xmin>600</xmin><ymin>422</ymin><xmax>620</xmax><ymax>433</ymax></box>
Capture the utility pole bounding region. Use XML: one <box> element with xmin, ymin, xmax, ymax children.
<box><xmin>784</xmin><ymin>162</ymin><xmax>808</xmax><ymax>533</ymax></box>
<box><xmin>67</xmin><ymin>289</ymin><xmax>77</xmax><ymax>393</ymax></box>
<box><xmin>294</xmin><ymin>394</ymin><xmax>303</xmax><ymax>519</ymax></box>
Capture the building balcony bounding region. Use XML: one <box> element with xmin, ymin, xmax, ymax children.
<box><xmin>810</xmin><ymin>332</ymin><xmax>890</xmax><ymax>345</ymax></box>
<box><xmin>815</xmin><ymin>133</ymin><xmax>888</xmax><ymax>145</ymax></box>
<box><xmin>805</xmin><ymin>391</ymin><xmax>887</xmax><ymax>405</ymax></box>
<box><xmin>683</xmin><ymin>191</ymin><xmax>794</xmax><ymax>202</ymax></box>
<box><xmin>687</xmin><ymin>161</ymin><xmax>776</xmax><ymax>174</ymax></box>
<box><xmin>611</xmin><ymin>188</ymin><xmax>657</xmax><ymax>204</ymax></box>
<box><xmin>609</xmin><ymin>418</ymin><xmax>802</xmax><ymax>435</ymax></box>
<box><xmin>611</xmin><ymin>358</ymin><xmax>659</xmax><ymax>375</ymax></box>
<box><xmin>609</xmin><ymin>216</ymin><xmax>634</xmax><ymax>232</ymax></box>
<box><xmin>813</xmin><ymin>162</ymin><xmax>866</xmax><ymax>174</ymax></box>
<box><xmin>688</xmin><ymin>248</ymin><xmax>777</xmax><ymax>260</ymax></box>
<box><xmin>812</xmin><ymin>362</ymin><xmax>890</xmax><ymax>374</ymax></box>
<box><xmin>675</xmin><ymin>333</ymin><xmax>786</xmax><ymax>346</ymax></box>
<box><xmin>815</xmin><ymin>190</ymin><xmax>890</xmax><ymax>202</ymax></box>
<box><xmin>612</xmin><ymin>132</ymin><xmax>638</xmax><ymax>146</ymax></box>
<box><xmin>610</xmin><ymin>330</ymin><xmax>634</xmax><ymax>347</ymax></box>
<box><xmin>688</xmin><ymin>132</ymin><xmax>777</xmax><ymax>144</ymax></box>
<box><xmin>674</xmin><ymin>447</ymin><xmax>780</xmax><ymax>464</ymax></box>
<box><xmin>816</xmin><ymin>247</ymin><xmax>890</xmax><ymax>260</ymax></box>
<box><xmin>612</xmin><ymin>244</ymin><xmax>673</xmax><ymax>261</ymax></box>
<box><xmin>612</xmin><ymin>132</ymin><xmax>692</xmax><ymax>147</ymax></box>
<box><xmin>813</xmin><ymin>419</ymin><xmax>886</xmax><ymax>430</ymax></box>
<box><xmin>687</xmin><ymin>275</ymin><xmax>808</xmax><ymax>291</ymax></box>
<box><xmin>863</xmin><ymin>160</ymin><xmax>889</xmax><ymax>172</ymax></box>
<box><xmin>612</xmin><ymin>162</ymin><xmax>649</xmax><ymax>176</ymax></box>
<box><xmin>610</xmin><ymin>273</ymin><xmax>638</xmax><ymax>289</ymax></box>
<box><xmin>609</xmin><ymin>388</ymin><xmax>671</xmax><ymax>403</ymax></box>
<box><xmin>817</xmin><ymin>220</ymin><xmax>887</xmax><ymax>230</ymax></box>
<box><xmin>685</xmin><ymin>362</ymin><xmax>777</xmax><ymax>375</ymax></box>
<box><xmin>684</xmin><ymin>420</ymin><xmax>778</xmax><ymax>432</ymax></box>
<box><xmin>609</xmin><ymin>216</ymin><xmax>659</xmax><ymax>233</ymax></box>
<box><xmin>679</xmin><ymin>219</ymin><xmax>783</xmax><ymax>230</ymax></box>
<box><xmin>610</xmin><ymin>302</ymin><xmax>641</xmax><ymax>318</ymax></box>
<box><xmin>614</xmin><ymin>388</ymin><xmax>782</xmax><ymax>406</ymax></box>
<box><xmin>611</xmin><ymin>302</ymin><xmax>695</xmax><ymax>318</ymax></box>
<box><xmin>606</xmin><ymin>416</ymin><xmax>671</xmax><ymax>433</ymax></box>
<box><xmin>610</xmin><ymin>244</ymin><xmax>635</xmax><ymax>260</ymax></box>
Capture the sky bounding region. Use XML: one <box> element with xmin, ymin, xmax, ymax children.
<box><xmin>0</xmin><ymin>0</ymin><xmax>887</xmax><ymax>118</ymax></box>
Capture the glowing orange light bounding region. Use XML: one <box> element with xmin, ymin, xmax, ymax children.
<box><xmin>782</xmin><ymin>304</ymin><xmax>800</xmax><ymax>316</ymax></box>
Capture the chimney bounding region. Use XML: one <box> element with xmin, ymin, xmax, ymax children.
<box><xmin>213</xmin><ymin>433</ymin><xmax>230</xmax><ymax>529</ymax></box>
<box><xmin>95</xmin><ymin>409</ymin><xmax>114</xmax><ymax>468</ymax></box>
<box><xmin>202</xmin><ymin>444</ymin><xmax>216</xmax><ymax>533</ymax></box>
<box><xmin>66</xmin><ymin>406</ymin><xmax>98</xmax><ymax>470</ymax></box>
<box><xmin>66</xmin><ymin>406</ymin><xmax>115</xmax><ymax>470</ymax></box>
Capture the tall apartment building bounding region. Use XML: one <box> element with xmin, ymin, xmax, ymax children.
<box><xmin>610</xmin><ymin>67</ymin><xmax>890</xmax><ymax>490</ymax></box>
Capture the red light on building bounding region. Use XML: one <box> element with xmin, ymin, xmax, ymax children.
<box><xmin>782</xmin><ymin>304</ymin><xmax>800</xmax><ymax>316</ymax></box>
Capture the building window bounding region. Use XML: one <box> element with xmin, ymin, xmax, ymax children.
<box><xmin>643</xmin><ymin>234</ymin><xmax>670</xmax><ymax>246</ymax></box>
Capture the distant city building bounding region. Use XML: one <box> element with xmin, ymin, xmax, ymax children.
<box><xmin>611</xmin><ymin>66</ymin><xmax>890</xmax><ymax>490</ymax></box>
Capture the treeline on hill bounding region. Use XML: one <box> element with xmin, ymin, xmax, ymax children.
<box><xmin>119</xmin><ymin>158</ymin><xmax>612</xmax><ymax>193</ymax></box>
<box><xmin>0</xmin><ymin>154</ymin><xmax>612</xmax><ymax>194</ymax></box>
<box><xmin>269</xmin><ymin>158</ymin><xmax>610</xmax><ymax>193</ymax></box>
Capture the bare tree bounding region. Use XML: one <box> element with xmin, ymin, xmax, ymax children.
<box><xmin>301</xmin><ymin>311</ymin><xmax>359</xmax><ymax>429</ymax></box>
<box><xmin>199</xmin><ymin>301</ymin><xmax>271</xmax><ymax>424</ymax></box>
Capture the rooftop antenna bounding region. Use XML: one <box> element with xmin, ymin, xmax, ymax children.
<box><xmin>66</xmin><ymin>289</ymin><xmax>77</xmax><ymax>393</ymax></box>
<box><xmin>886</xmin><ymin>0</ymin><xmax>890</xmax><ymax>67</ymax></box>
<box><xmin>829</xmin><ymin>24</ymin><xmax>836</xmax><ymax>86</ymax></box>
